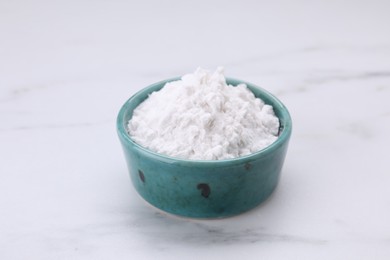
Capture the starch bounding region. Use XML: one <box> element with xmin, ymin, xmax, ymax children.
<box><xmin>128</xmin><ymin>67</ymin><xmax>279</xmax><ymax>160</ymax></box>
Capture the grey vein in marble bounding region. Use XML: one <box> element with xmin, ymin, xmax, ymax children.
<box><xmin>0</xmin><ymin>120</ymin><xmax>112</xmax><ymax>132</ymax></box>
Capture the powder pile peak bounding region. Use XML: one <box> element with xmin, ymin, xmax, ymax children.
<box><xmin>128</xmin><ymin>67</ymin><xmax>279</xmax><ymax>160</ymax></box>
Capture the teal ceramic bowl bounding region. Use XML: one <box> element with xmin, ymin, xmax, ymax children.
<box><xmin>117</xmin><ymin>78</ymin><xmax>292</xmax><ymax>218</ymax></box>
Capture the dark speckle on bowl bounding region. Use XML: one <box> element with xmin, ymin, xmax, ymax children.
<box><xmin>197</xmin><ymin>183</ymin><xmax>211</xmax><ymax>198</ymax></box>
<box><xmin>244</xmin><ymin>162</ymin><xmax>252</xmax><ymax>171</ymax></box>
<box><xmin>138</xmin><ymin>170</ymin><xmax>145</xmax><ymax>183</ymax></box>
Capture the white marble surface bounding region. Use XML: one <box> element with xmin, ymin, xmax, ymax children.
<box><xmin>1</xmin><ymin>0</ymin><xmax>390</xmax><ymax>259</ymax></box>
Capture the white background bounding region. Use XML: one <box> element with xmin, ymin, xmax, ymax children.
<box><xmin>1</xmin><ymin>0</ymin><xmax>390</xmax><ymax>259</ymax></box>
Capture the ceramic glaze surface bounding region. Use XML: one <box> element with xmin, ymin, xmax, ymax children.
<box><xmin>1</xmin><ymin>0</ymin><xmax>390</xmax><ymax>259</ymax></box>
<box><xmin>117</xmin><ymin>79</ymin><xmax>292</xmax><ymax>218</ymax></box>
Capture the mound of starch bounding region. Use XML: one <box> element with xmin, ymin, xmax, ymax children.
<box><xmin>128</xmin><ymin>67</ymin><xmax>280</xmax><ymax>160</ymax></box>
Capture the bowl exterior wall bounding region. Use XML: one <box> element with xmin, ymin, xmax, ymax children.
<box><xmin>119</xmin><ymin>134</ymin><xmax>289</xmax><ymax>218</ymax></box>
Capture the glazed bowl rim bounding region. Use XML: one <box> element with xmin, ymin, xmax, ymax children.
<box><xmin>117</xmin><ymin>77</ymin><xmax>292</xmax><ymax>167</ymax></box>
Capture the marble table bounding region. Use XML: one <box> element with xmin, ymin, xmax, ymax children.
<box><xmin>1</xmin><ymin>1</ymin><xmax>389</xmax><ymax>259</ymax></box>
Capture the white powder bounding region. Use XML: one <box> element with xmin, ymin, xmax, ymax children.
<box><xmin>128</xmin><ymin>67</ymin><xmax>280</xmax><ymax>160</ymax></box>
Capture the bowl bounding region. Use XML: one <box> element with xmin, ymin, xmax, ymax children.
<box><xmin>117</xmin><ymin>78</ymin><xmax>292</xmax><ymax>218</ymax></box>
